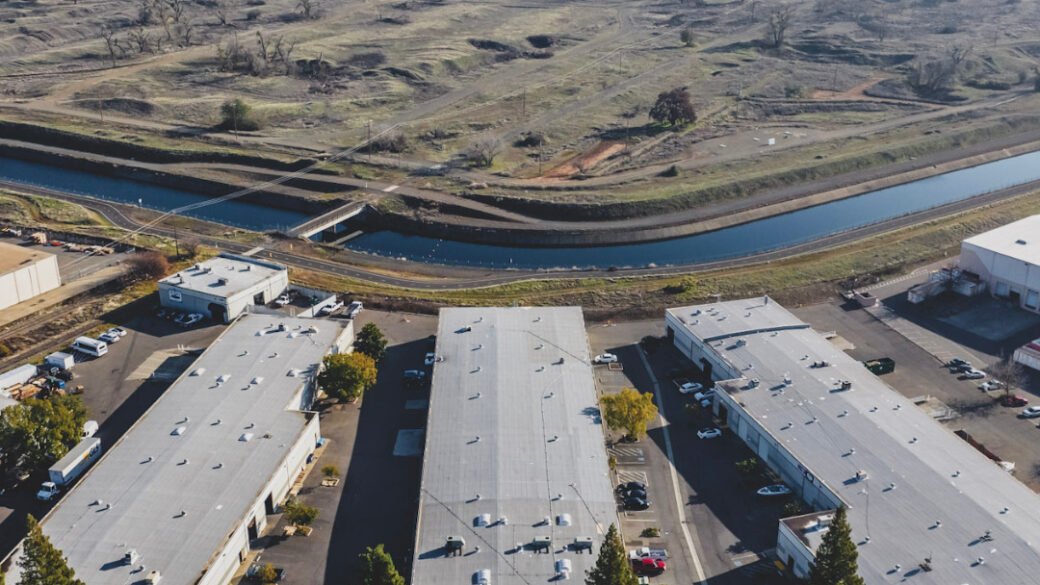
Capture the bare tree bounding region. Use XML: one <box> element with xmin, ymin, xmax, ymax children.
<box><xmin>466</xmin><ymin>138</ymin><xmax>500</xmax><ymax>168</ymax></box>
<box><xmin>214</xmin><ymin>0</ymin><xmax>232</xmax><ymax>26</ymax></box>
<box><xmin>167</xmin><ymin>0</ymin><xmax>187</xmax><ymax>25</ymax></box>
<box><xmin>296</xmin><ymin>0</ymin><xmax>317</xmax><ymax>20</ymax></box>
<box><xmin>176</xmin><ymin>16</ymin><xmax>195</xmax><ymax>46</ymax></box>
<box><xmin>989</xmin><ymin>353</ymin><xmax>1024</xmax><ymax>398</ymax></box>
<box><xmin>747</xmin><ymin>0</ymin><xmax>759</xmax><ymax>22</ymax></box>
<box><xmin>766</xmin><ymin>5</ymin><xmax>793</xmax><ymax>48</ymax></box>
<box><xmin>180</xmin><ymin>237</ymin><xmax>202</xmax><ymax>258</ymax></box>
<box><xmin>907</xmin><ymin>45</ymin><xmax>971</xmax><ymax>96</ymax></box>
<box><xmin>99</xmin><ymin>26</ymin><xmax>119</xmax><ymax>67</ymax></box>
<box><xmin>273</xmin><ymin>36</ymin><xmax>296</xmax><ymax>75</ymax></box>
<box><xmin>129</xmin><ymin>27</ymin><xmax>153</xmax><ymax>53</ymax></box>
<box><xmin>125</xmin><ymin>251</ymin><xmax>170</xmax><ymax>280</ymax></box>
<box><xmin>217</xmin><ymin>34</ymin><xmax>244</xmax><ymax>71</ymax></box>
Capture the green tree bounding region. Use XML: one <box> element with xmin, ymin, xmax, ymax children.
<box><xmin>0</xmin><ymin>395</ymin><xmax>87</xmax><ymax>474</ymax></box>
<box><xmin>808</xmin><ymin>506</ymin><xmax>864</xmax><ymax>585</ymax></box>
<box><xmin>283</xmin><ymin>499</ymin><xmax>318</xmax><ymax>526</ymax></box>
<box><xmin>358</xmin><ymin>544</ymin><xmax>405</xmax><ymax>585</ymax></box>
<box><xmin>256</xmin><ymin>563</ymin><xmax>278</xmax><ymax>584</ymax></box>
<box><xmin>585</xmin><ymin>524</ymin><xmax>636</xmax><ymax>585</ymax></box>
<box><xmin>317</xmin><ymin>352</ymin><xmax>378</xmax><ymax>402</ymax></box>
<box><xmin>220</xmin><ymin>98</ymin><xmax>260</xmax><ymax>131</ymax></box>
<box><xmin>599</xmin><ymin>388</ymin><xmax>658</xmax><ymax>440</ymax></box>
<box><xmin>648</xmin><ymin>88</ymin><xmax>697</xmax><ymax>128</ymax></box>
<box><xmin>354</xmin><ymin>323</ymin><xmax>388</xmax><ymax>362</ymax></box>
<box><xmin>18</xmin><ymin>515</ymin><xmax>85</xmax><ymax>585</ymax></box>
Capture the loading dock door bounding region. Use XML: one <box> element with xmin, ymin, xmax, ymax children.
<box><xmin>208</xmin><ymin>302</ymin><xmax>227</xmax><ymax>323</ymax></box>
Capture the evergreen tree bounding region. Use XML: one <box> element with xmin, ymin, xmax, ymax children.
<box><xmin>358</xmin><ymin>544</ymin><xmax>404</xmax><ymax>585</ymax></box>
<box><xmin>808</xmin><ymin>506</ymin><xmax>864</xmax><ymax>585</ymax></box>
<box><xmin>585</xmin><ymin>524</ymin><xmax>636</xmax><ymax>585</ymax></box>
<box><xmin>18</xmin><ymin>515</ymin><xmax>85</xmax><ymax>585</ymax></box>
<box><xmin>354</xmin><ymin>323</ymin><xmax>388</xmax><ymax>362</ymax></box>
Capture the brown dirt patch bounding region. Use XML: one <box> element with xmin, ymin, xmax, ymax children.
<box><xmin>540</xmin><ymin>140</ymin><xmax>627</xmax><ymax>180</ymax></box>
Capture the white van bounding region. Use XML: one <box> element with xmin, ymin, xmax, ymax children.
<box><xmin>71</xmin><ymin>336</ymin><xmax>108</xmax><ymax>357</ymax></box>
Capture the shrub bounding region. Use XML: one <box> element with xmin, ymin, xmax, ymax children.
<box><xmin>735</xmin><ymin>457</ymin><xmax>762</xmax><ymax>476</ymax></box>
<box><xmin>514</xmin><ymin>132</ymin><xmax>545</xmax><ymax>148</ymax></box>
<box><xmin>125</xmin><ymin>251</ymin><xmax>169</xmax><ymax>280</ymax></box>
<box><xmin>284</xmin><ymin>500</ymin><xmax>318</xmax><ymax>526</ymax></box>
<box><xmin>640</xmin><ymin>527</ymin><xmax>660</xmax><ymax>538</ymax></box>
<box><xmin>246</xmin><ymin>9</ymin><xmax>261</xmax><ymax>20</ymax></box>
<box><xmin>782</xmin><ymin>501</ymin><xmax>804</xmax><ymax>518</ymax></box>
<box><xmin>256</xmin><ymin>563</ymin><xmax>278</xmax><ymax>584</ymax></box>
<box><xmin>322</xmin><ymin>464</ymin><xmax>340</xmax><ymax>478</ymax></box>
<box><xmin>659</xmin><ymin>164</ymin><xmax>679</xmax><ymax>177</ymax></box>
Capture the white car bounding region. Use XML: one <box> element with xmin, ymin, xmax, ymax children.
<box><xmin>697</xmin><ymin>427</ymin><xmax>722</xmax><ymax>439</ymax></box>
<box><xmin>99</xmin><ymin>332</ymin><xmax>120</xmax><ymax>344</ymax></box>
<box><xmin>107</xmin><ymin>327</ymin><xmax>127</xmax><ymax>338</ymax></box>
<box><xmin>693</xmin><ymin>390</ymin><xmax>714</xmax><ymax>402</ymax></box>
<box><xmin>346</xmin><ymin>301</ymin><xmax>363</xmax><ymax>318</ymax></box>
<box><xmin>679</xmin><ymin>382</ymin><xmax>703</xmax><ymax>394</ymax></box>
<box><xmin>979</xmin><ymin>381</ymin><xmax>1004</xmax><ymax>391</ymax></box>
<box><xmin>594</xmin><ymin>353</ymin><xmax>618</xmax><ymax>364</ymax></box>
<box><xmin>82</xmin><ymin>420</ymin><xmax>99</xmax><ymax>438</ymax></box>
<box><xmin>274</xmin><ymin>294</ymin><xmax>292</xmax><ymax>306</ymax></box>
<box><xmin>425</xmin><ymin>352</ymin><xmax>436</xmax><ymax>366</ymax></box>
<box><xmin>1022</xmin><ymin>406</ymin><xmax>1040</xmax><ymax>419</ymax></box>
<box><xmin>319</xmin><ymin>301</ymin><xmax>344</xmax><ymax>315</ymax></box>
<box><xmin>178</xmin><ymin>313</ymin><xmax>203</xmax><ymax>327</ymax></box>
<box><xmin>963</xmin><ymin>369</ymin><xmax>986</xmax><ymax>380</ymax></box>
<box><xmin>757</xmin><ymin>484</ymin><xmax>792</xmax><ymax>497</ymax></box>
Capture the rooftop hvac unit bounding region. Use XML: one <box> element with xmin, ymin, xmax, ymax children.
<box><xmin>218</xmin><ymin>278</ymin><xmax>229</xmax><ymax>285</ymax></box>
<box><xmin>124</xmin><ymin>550</ymin><xmax>139</xmax><ymax>565</ymax></box>
<box><xmin>555</xmin><ymin>559</ymin><xmax>572</xmax><ymax>580</ymax></box>
<box><xmin>146</xmin><ymin>570</ymin><xmax>162</xmax><ymax>584</ymax></box>
<box><xmin>475</xmin><ymin>513</ymin><xmax>491</xmax><ymax>527</ymax></box>
<box><xmin>474</xmin><ymin>569</ymin><xmax>491</xmax><ymax>585</ymax></box>
<box><xmin>573</xmin><ymin>537</ymin><xmax>593</xmax><ymax>552</ymax></box>
<box><xmin>445</xmin><ymin>536</ymin><xmax>466</xmax><ymax>552</ymax></box>
<box><xmin>556</xmin><ymin>513</ymin><xmax>572</xmax><ymax>526</ymax></box>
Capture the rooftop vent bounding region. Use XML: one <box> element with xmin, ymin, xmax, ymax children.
<box><xmin>171</xmin><ymin>427</ymin><xmax>186</xmax><ymax>436</ymax></box>
<box><xmin>190</xmin><ymin>368</ymin><xmax>205</xmax><ymax>377</ymax></box>
<box><xmin>475</xmin><ymin>569</ymin><xmax>491</xmax><ymax>585</ymax></box>
<box><xmin>287</xmin><ymin>369</ymin><xmax>300</xmax><ymax>377</ymax></box>
<box><xmin>251</xmin><ymin>377</ymin><xmax>264</xmax><ymax>385</ymax></box>
<box><xmin>239</xmin><ymin>433</ymin><xmax>254</xmax><ymax>442</ymax></box>
<box><xmin>217</xmin><ymin>278</ymin><xmax>229</xmax><ymax>286</ymax></box>
<box><xmin>475</xmin><ymin>513</ymin><xmax>491</xmax><ymax>527</ymax></box>
<box><xmin>1016</xmin><ymin>239</ymin><xmax>1028</xmax><ymax>245</ymax></box>
<box><xmin>217</xmin><ymin>374</ymin><xmax>231</xmax><ymax>383</ymax></box>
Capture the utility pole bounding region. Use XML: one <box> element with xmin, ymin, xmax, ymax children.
<box><xmin>367</xmin><ymin>120</ymin><xmax>372</xmax><ymax>163</ymax></box>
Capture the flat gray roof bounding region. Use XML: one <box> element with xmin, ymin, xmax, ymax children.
<box><xmin>0</xmin><ymin>240</ymin><xmax>54</xmax><ymax>275</ymax></box>
<box><xmin>37</xmin><ymin>315</ymin><xmax>347</xmax><ymax>585</ymax></box>
<box><xmin>669</xmin><ymin>299</ymin><xmax>1040</xmax><ymax>583</ymax></box>
<box><xmin>963</xmin><ymin>214</ymin><xmax>1040</xmax><ymax>267</ymax></box>
<box><xmin>158</xmin><ymin>254</ymin><xmax>286</xmax><ymax>298</ymax></box>
<box><xmin>413</xmin><ymin>307</ymin><xmax>618</xmax><ymax>585</ymax></box>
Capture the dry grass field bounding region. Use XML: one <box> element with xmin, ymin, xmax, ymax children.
<box><xmin>3</xmin><ymin>0</ymin><xmax>1040</xmax><ymax>202</ymax></box>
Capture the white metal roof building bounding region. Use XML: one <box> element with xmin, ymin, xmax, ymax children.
<box><xmin>666</xmin><ymin>298</ymin><xmax>1040</xmax><ymax>583</ymax></box>
<box><xmin>412</xmin><ymin>307</ymin><xmax>618</xmax><ymax>585</ymax></box>
<box><xmin>2</xmin><ymin>314</ymin><xmax>353</xmax><ymax>585</ymax></box>
<box><xmin>158</xmin><ymin>254</ymin><xmax>289</xmax><ymax>323</ymax></box>
<box><xmin>0</xmin><ymin>240</ymin><xmax>60</xmax><ymax>311</ymax></box>
<box><xmin>960</xmin><ymin>214</ymin><xmax>1040</xmax><ymax>313</ymax></box>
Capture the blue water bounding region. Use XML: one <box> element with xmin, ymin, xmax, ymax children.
<box><xmin>0</xmin><ymin>157</ymin><xmax>310</xmax><ymax>231</ymax></box>
<box><xmin>3</xmin><ymin>149</ymin><xmax>1040</xmax><ymax>269</ymax></box>
<box><xmin>344</xmin><ymin>150</ymin><xmax>1040</xmax><ymax>269</ymax></box>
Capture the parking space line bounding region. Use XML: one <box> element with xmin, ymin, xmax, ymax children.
<box><xmin>636</xmin><ymin>347</ymin><xmax>708</xmax><ymax>585</ymax></box>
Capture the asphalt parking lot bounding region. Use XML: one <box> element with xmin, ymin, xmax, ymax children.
<box><xmin>0</xmin><ymin>308</ymin><xmax>225</xmax><ymax>560</ymax></box>
<box><xmin>588</xmin><ymin>321</ymin><xmax>789</xmax><ymax>585</ymax></box>
<box><xmin>794</xmin><ymin>291</ymin><xmax>1040</xmax><ymax>491</ymax></box>
<box><xmin>250</xmin><ymin>310</ymin><xmax>437</xmax><ymax>585</ymax></box>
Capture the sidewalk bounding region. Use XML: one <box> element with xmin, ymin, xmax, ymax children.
<box><xmin>0</xmin><ymin>264</ymin><xmax>127</xmax><ymax>329</ymax></box>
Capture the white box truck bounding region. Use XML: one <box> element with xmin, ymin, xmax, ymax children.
<box><xmin>37</xmin><ymin>437</ymin><xmax>102</xmax><ymax>501</ymax></box>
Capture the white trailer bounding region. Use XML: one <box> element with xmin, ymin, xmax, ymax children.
<box><xmin>0</xmin><ymin>364</ymin><xmax>37</xmax><ymax>392</ymax></box>
<box><xmin>48</xmin><ymin>437</ymin><xmax>102</xmax><ymax>486</ymax></box>
<box><xmin>1014</xmin><ymin>339</ymin><xmax>1040</xmax><ymax>372</ymax></box>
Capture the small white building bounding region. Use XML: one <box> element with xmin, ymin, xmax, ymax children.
<box><xmin>158</xmin><ymin>254</ymin><xmax>289</xmax><ymax>323</ymax></box>
<box><xmin>0</xmin><ymin>240</ymin><xmax>61</xmax><ymax>311</ymax></box>
<box><xmin>959</xmin><ymin>214</ymin><xmax>1040</xmax><ymax>312</ymax></box>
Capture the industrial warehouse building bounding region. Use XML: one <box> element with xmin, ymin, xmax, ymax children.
<box><xmin>158</xmin><ymin>254</ymin><xmax>289</xmax><ymax>323</ymax></box>
<box><xmin>0</xmin><ymin>240</ymin><xmax>61</xmax><ymax>311</ymax></box>
<box><xmin>666</xmin><ymin>298</ymin><xmax>1040</xmax><ymax>583</ymax></box>
<box><xmin>2</xmin><ymin>314</ymin><xmax>353</xmax><ymax>585</ymax></box>
<box><xmin>412</xmin><ymin>307</ymin><xmax>618</xmax><ymax>585</ymax></box>
<box><xmin>959</xmin><ymin>214</ymin><xmax>1040</xmax><ymax>312</ymax></box>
